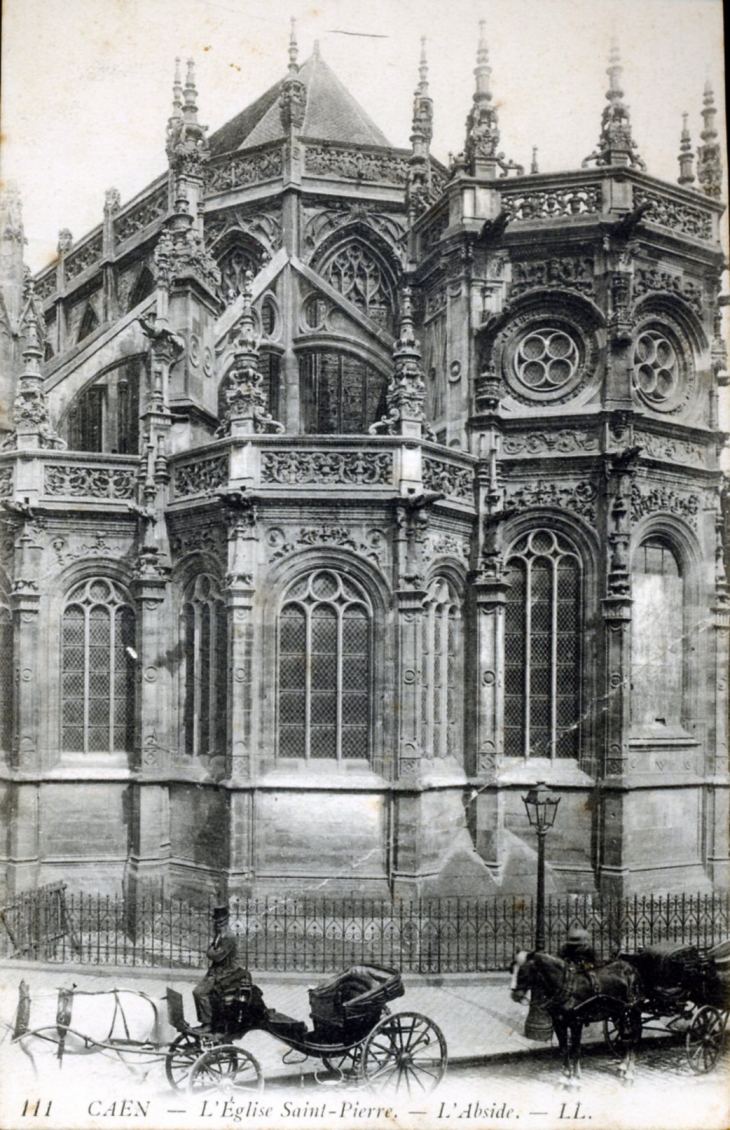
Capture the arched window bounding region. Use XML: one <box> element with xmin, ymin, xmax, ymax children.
<box><xmin>218</xmin><ymin>244</ymin><xmax>263</xmax><ymax>300</ymax></box>
<box><xmin>631</xmin><ymin>537</ymin><xmax>683</xmax><ymax>729</ymax></box>
<box><xmin>278</xmin><ymin>570</ymin><xmax>370</xmax><ymax>760</ymax></box>
<box><xmin>299</xmin><ymin>350</ymin><xmax>387</xmax><ymax>435</ymax></box>
<box><xmin>61</xmin><ymin>578</ymin><xmax>136</xmax><ymax>753</ymax></box>
<box><xmin>0</xmin><ymin>578</ymin><xmax>13</xmax><ymax>754</ymax></box>
<box><xmin>320</xmin><ymin>240</ymin><xmax>396</xmax><ymax>332</ymax></box>
<box><xmin>504</xmin><ymin>530</ymin><xmax>582</xmax><ymax>760</ymax></box>
<box><xmin>181</xmin><ymin>574</ymin><xmax>228</xmax><ymax>757</ymax></box>
<box><xmin>421</xmin><ymin>578</ymin><xmax>462</xmax><ymax>759</ymax></box>
<box><xmin>65</xmin><ymin>358</ymin><xmax>141</xmax><ymax>454</ymax></box>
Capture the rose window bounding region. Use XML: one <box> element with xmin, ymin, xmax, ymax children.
<box><xmin>513</xmin><ymin>328</ymin><xmax>580</xmax><ymax>398</ymax></box>
<box><xmin>633</xmin><ymin>331</ymin><xmax>679</xmax><ymax>408</ymax></box>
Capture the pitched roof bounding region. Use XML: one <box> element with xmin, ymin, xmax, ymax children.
<box><xmin>208</xmin><ymin>47</ymin><xmax>392</xmax><ymax>156</ymax></box>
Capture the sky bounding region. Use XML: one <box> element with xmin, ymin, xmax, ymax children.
<box><xmin>0</xmin><ymin>0</ymin><xmax>726</xmax><ymax>274</ymax></box>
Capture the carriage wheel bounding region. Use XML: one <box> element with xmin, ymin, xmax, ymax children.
<box><xmin>685</xmin><ymin>1006</ymin><xmax>726</xmax><ymax>1074</ymax></box>
<box><xmin>359</xmin><ymin>1012</ymin><xmax>447</xmax><ymax>1094</ymax></box>
<box><xmin>603</xmin><ymin>1011</ymin><xmax>643</xmax><ymax>1059</ymax></box>
<box><xmin>321</xmin><ymin>1046</ymin><xmax>361</xmax><ymax>1081</ymax></box>
<box><xmin>165</xmin><ymin>1032</ymin><xmax>215</xmax><ymax>1092</ymax></box>
<box><xmin>188</xmin><ymin>1044</ymin><xmax>264</xmax><ymax>1094</ymax></box>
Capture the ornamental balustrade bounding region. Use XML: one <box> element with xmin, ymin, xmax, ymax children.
<box><xmin>172</xmin><ymin>451</ymin><xmax>230</xmax><ymax>500</ymax></box>
<box><xmin>422</xmin><ymin>453</ymin><xmax>474</xmax><ymax>503</ymax></box>
<box><xmin>261</xmin><ymin>448</ymin><xmax>394</xmax><ymax>487</ymax></box>
<box><xmin>2</xmin><ymin>889</ymin><xmax>727</xmax><ymax>973</ymax></box>
<box><xmin>42</xmin><ymin>458</ymin><xmax>138</xmax><ymax>501</ymax></box>
<box><xmin>114</xmin><ymin>184</ymin><xmax>169</xmax><ymax>246</ymax></box>
<box><xmin>64</xmin><ymin>232</ymin><xmax>104</xmax><ymax>282</ymax></box>
<box><xmin>205</xmin><ymin>146</ymin><xmax>285</xmax><ymax>195</ymax></box>
<box><xmin>303</xmin><ymin>145</ymin><xmax>410</xmax><ymax>186</ymax></box>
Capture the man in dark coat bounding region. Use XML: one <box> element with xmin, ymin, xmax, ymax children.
<box><xmin>193</xmin><ymin>905</ymin><xmax>251</xmax><ymax>1031</ymax></box>
<box><xmin>559</xmin><ymin>926</ymin><xmax>597</xmax><ymax>971</ymax></box>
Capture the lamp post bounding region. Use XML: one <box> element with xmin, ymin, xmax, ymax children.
<box><xmin>522</xmin><ymin>779</ymin><xmax>560</xmax><ymax>1041</ymax></box>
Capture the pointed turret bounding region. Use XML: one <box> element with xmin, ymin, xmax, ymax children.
<box><xmin>370</xmin><ymin>287</ymin><xmax>428</xmax><ymax>439</ymax></box>
<box><xmin>407</xmin><ymin>38</ymin><xmax>434</xmax><ymax>218</ymax></box>
<box><xmin>165</xmin><ymin>56</ymin><xmax>209</xmax><ymax>220</ymax></box>
<box><xmin>697</xmin><ymin>80</ymin><xmax>723</xmax><ymax>197</ymax></box>
<box><xmin>219</xmin><ymin>274</ymin><xmax>283</xmax><ymax>436</ymax></box>
<box><xmin>2</xmin><ymin>302</ymin><xmax>64</xmax><ymax>451</ymax></box>
<box><xmin>458</xmin><ymin>22</ymin><xmax>522</xmax><ymax>179</ymax></box>
<box><xmin>677</xmin><ymin>113</ymin><xmax>695</xmax><ymax>186</ymax></box>
<box><xmin>583</xmin><ymin>41</ymin><xmax>645</xmax><ymax>169</ymax></box>
<box><xmin>0</xmin><ymin>185</ymin><xmax>27</xmax><ymax>433</ymax></box>
<box><xmin>280</xmin><ymin>18</ymin><xmax>307</xmax><ymax>132</ymax></box>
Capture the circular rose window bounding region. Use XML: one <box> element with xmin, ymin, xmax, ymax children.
<box><xmin>633</xmin><ymin>330</ymin><xmax>680</xmax><ymax>410</ymax></box>
<box><xmin>509</xmin><ymin>325</ymin><xmax>584</xmax><ymax>402</ymax></box>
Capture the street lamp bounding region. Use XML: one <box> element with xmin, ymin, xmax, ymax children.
<box><xmin>521</xmin><ymin>779</ymin><xmax>560</xmax><ymax>1041</ymax></box>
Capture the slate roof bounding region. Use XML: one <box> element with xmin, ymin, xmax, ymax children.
<box><xmin>208</xmin><ymin>48</ymin><xmax>392</xmax><ymax>156</ymax></box>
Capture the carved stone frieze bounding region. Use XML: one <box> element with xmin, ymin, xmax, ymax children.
<box><xmin>427</xmin><ymin>532</ymin><xmax>470</xmax><ymax>562</ymax></box>
<box><xmin>510</xmin><ymin>256</ymin><xmax>595</xmax><ymax>297</ymax></box>
<box><xmin>205</xmin><ymin>149</ymin><xmax>284</xmax><ymax>194</ymax></box>
<box><xmin>170</xmin><ymin>523</ymin><xmax>227</xmax><ymax>560</ymax></box>
<box><xmin>420</xmin><ymin>211</ymin><xmax>448</xmax><ymax>252</ymax></box>
<box><xmin>502</xmin><ymin>429</ymin><xmax>599</xmax><ymax>455</ymax></box>
<box><xmin>261</xmin><ymin>450</ymin><xmax>393</xmax><ymax>486</ymax></box>
<box><xmin>501</xmin><ymin>185</ymin><xmax>601</xmax><ymax>220</ymax></box>
<box><xmin>304</xmin><ymin>146</ymin><xmax>409</xmax><ymax>185</ymax></box>
<box><xmin>267</xmin><ymin>524</ymin><xmax>387</xmax><ymax>569</ymax></box>
<box><xmin>505</xmin><ymin>480</ymin><xmax>598</xmax><ymax>523</ymax></box>
<box><xmin>173</xmin><ymin>454</ymin><xmax>229</xmax><ymax>499</ymax></box>
<box><xmin>422</xmin><ymin>456</ymin><xmax>474</xmax><ymax>503</ymax></box>
<box><xmin>44</xmin><ymin>464</ymin><xmax>136</xmax><ymax>499</ymax></box>
<box><xmin>115</xmin><ymin>187</ymin><xmax>168</xmax><ymax>244</ymax></box>
<box><xmin>0</xmin><ymin>467</ymin><xmax>13</xmax><ymax>498</ymax></box>
<box><xmin>633</xmin><ymin>267</ymin><xmax>703</xmax><ymax>315</ymax></box>
<box><xmin>634</xmin><ymin>429</ymin><xmax>706</xmax><ymax>467</ymax></box>
<box><xmin>51</xmin><ymin>532</ymin><xmax>132</xmax><ymax>567</ymax></box>
<box><xmin>632</xmin><ymin>187</ymin><xmax>713</xmax><ymax>241</ymax></box>
<box><xmin>630</xmin><ymin>482</ymin><xmax>701</xmax><ymax>526</ymax></box>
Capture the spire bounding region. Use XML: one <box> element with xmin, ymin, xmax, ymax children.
<box><xmin>677</xmin><ymin>113</ymin><xmax>695</xmax><ymax>186</ymax></box>
<box><xmin>1</xmin><ymin>302</ymin><xmax>65</xmax><ymax>452</ymax></box>
<box><xmin>279</xmin><ymin>20</ymin><xmax>307</xmax><ymax>132</ymax></box>
<box><xmin>288</xmin><ymin>17</ymin><xmax>299</xmax><ymax>74</ymax></box>
<box><xmin>218</xmin><ymin>274</ymin><xmax>283</xmax><ymax>436</ymax></box>
<box><xmin>166</xmin><ymin>55</ymin><xmax>209</xmax><ymax>199</ymax></box>
<box><xmin>530</xmin><ymin>146</ymin><xmax>539</xmax><ymax>175</ymax></box>
<box><xmin>583</xmin><ymin>40</ymin><xmax>645</xmax><ymax>170</ymax></box>
<box><xmin>697</xmin><ymin>80</ymin><xmax>722</xmax><ymax>197</ymax></box>
<box><xmin>407</xmin><ymin>37</ymin><xmax>434</xmax><ymax>218</ymax></box>
<box><xmin>370</xmin><ymin>287</ymin><xmax>428</xmax><ymax>438</ymax></box>
<box><xmin>460</xmin><ymin>22</ymin><xmax>521</xmax><ymax>179</ymax></box>
<box><xmin>171</xmin><ymin>57</ymin><xmax>183</xmax><ymax>122</ymax></box>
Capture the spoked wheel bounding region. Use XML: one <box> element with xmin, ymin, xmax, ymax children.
<box><xmin>188</xmin><ymin>1044</ymin><xmax>264</xmax><ymax>1094</ymax></box>
<box><xmin>320</xmin><ymin>1046</ymin><xmax>361</xmax><ymax>1082</ymax></box>
<box><xmin>685</xmin><ymin>1006</ymin><xmax>726</xmax><ymax>1074</ymax></box>
<box><xmin>603</xmin><ymin>1011</ymin><xmax>643</xmax><ymax>1059</ymax></box>
<box><xmin>360</xmin><ymin>1011</ymin><xmax>447</xmax><ymax>1095</ymax></box>
<box><xmin>165</xmin><ymin>1032</ymin><xmax>215</xmax><ymax>1092</ymax></box>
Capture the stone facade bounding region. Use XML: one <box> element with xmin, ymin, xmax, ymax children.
<box><xmin>0</xmin><ymin>31</ymin><xmax>727</xmax><ymax>903</ymax></box>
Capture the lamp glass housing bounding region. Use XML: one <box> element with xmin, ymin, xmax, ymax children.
<box><xmin>522</xmin><ymin>780</ymin><xmax>560</xmax><ymax>831</ymax></box>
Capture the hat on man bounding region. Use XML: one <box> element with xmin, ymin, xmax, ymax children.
<box><xmin>566</xmin><ymin>926</ymin><xmax>589</xmax><ymax>944</ymax></box>
<box><xmin>212</xmin><ymin>905</ymin><xmax>229</xmax><ymax>924</ymax></box>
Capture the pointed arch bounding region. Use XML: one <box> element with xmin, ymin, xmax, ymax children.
<box><xmin>77</xmin><ymin>303</ymin><xmax>100</xmax><ymax>343</ymax></box>
<box><xmin>311</xmin><ymin>225</ymin><xmax>401</xmax><ymax>333</ymax></box>
<box><xmin>128</xmin><ymin>266</ymin><xmax>156</xmax><ymax>311</ymax></box>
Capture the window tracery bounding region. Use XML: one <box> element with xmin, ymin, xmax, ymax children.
<box><xmin>421</xmin><ymin>578</ymin><xmax>462</xmax><ymax>759</ymax></box>
<box><xmin>631</xmin><ymin>537</ymin><xmax>684</xmax><ymax>729</ymax></box>
<box><xmin>320</xmin><ymin>240</ymin><xmax>395</xmax><ymax>331</ymax></box>
<box><xmin>181</xmin><ymin>574</ymin><xmax>228</xmax><ymax>757</ymax></box>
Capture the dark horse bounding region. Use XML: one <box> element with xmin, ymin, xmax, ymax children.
<box><xmin>511</xmin><ymin>951</ymin><xmax>643</xmax><ymax>1088</ymax></box>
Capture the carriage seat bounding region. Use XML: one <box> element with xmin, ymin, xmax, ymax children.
<box><xmin>308</xmin><ymin>965</ymin><xmax>403</xmax><ymax>1043</ymax></box>
<box><xmin>265</xmin><ymin>1010</ymin><xmax>308</xmax><ymax>1043</ymax></box>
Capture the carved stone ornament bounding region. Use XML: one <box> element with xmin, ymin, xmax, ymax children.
<box><xmin>505</xmin><ymin>481</ymin><xmax>598</xmax><ymax>524</ymax></box>
<box><xmin>267</xmin><ymin>524</ymin><xmax>387</xmax><ymax>569</ymax></box>
<box><xmin>494</xmin><ymin>308</ymin><xmax>598</xmax><ymax>407</ymax></box>
<box><xmin>173</xmin><ymin>453</ymin><xmax>229</xmax><ymax>499</ymax></box>
<box><xmin>633</xmin><ymin>267</ymin><xmax>703</xmax><ymax>316</ymax></box>
<box><xmin>261</xmin><ymin>450</ymin><xmax>393</xmax><ymax>486</ymax></box>
<box><xmin>206</xmin><ymin>149</ymin><xmax>284</xmax><ymax>195</ymax></box>
<box><xmin>422</xmin><ymin>456</ymin><xmax>474</xmax><ymax>503</ymax></box>
<box><xmin>630</xmin><ymin>482</ymin><xmax>700</xmax><ymax>527</ymax></box>
<box><xmin>632</xmin><ymin>186</ymin><xmax>713</xmax><ymax>241</ymax></box>
<box><xmin>44</xmin><ymin>464</ymin><xmax>136</xmax><ymax>499</ymax></box>
<box><xmin>279</xmin><ymin>76</ymin><xmax>307</xmax><ymax>131</ymax></box>
<box><xmin>510</xmin><ymin>256</ymin><xmax>595</xmax><ymax>298</ymax></box>
<box><xmin>631</xmin><ymin>321</ymin><xmax>694</xmax><ymax>415</ymax></box>
<box><xmin>502</xmin><ymin>429</ymin><xmax>599</xmax><ymax>455</ymax></box>
<box><xmin>304</xmin><ymin>146</ymin><xmax>409</xmax><ymax>186</ymax></box>
<box><xmin>500</xmin><ymin>185</ymin><xmax>601</xmax><ymax>221</ymax></box>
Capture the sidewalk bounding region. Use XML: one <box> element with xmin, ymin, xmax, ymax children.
<box><xmin>0</xmin><ymin>957</ymin><xmax>608</xmax><ymax>1079</ymax></box>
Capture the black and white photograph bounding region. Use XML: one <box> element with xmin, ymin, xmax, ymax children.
<box><xmin>0</xmin><ymin>1</ymin><xmax>728</xmax><ymax>1127</ymax></box>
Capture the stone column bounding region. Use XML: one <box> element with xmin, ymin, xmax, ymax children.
<box><xmin>706</xmin><ymin>498</ymin><xmax>730</xmax><ymax>885</ymax></box>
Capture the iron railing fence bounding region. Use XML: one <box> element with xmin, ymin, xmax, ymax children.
<box><xmin>1</xmin><ymin>887</ymin><xmax>728</xmax><ymax>973</ymax></box>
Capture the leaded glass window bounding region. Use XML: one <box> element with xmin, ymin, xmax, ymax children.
<box><xmin>631</xmin><ymin>537</ymin><xmax>683</xmax><ymax>728</ymax></box>
<box><xmin>504</xmin><ymin>530</ymin><xmax>582</xmax><ymax>759</ymax></box>
<box><xmin>299</xmin><ymin>350</ymin><xmax>387</xmax><ymax>435</ymax></box>
<box><xmin>320</xmin><ymin>241</ymin><xmax>395</xmax><ymax>332</ymax></box>
<box><xmin>181</xmin><ymin>574</ymin><xmax>228</xmax><ymax>756</ymax></box>
<box><xmin>421</xmin><ymin>578</ymin><xmax>461</xmax><ymax>759</ymax></box>
<box><xmin>279</xmin><ymin>570</ymin><xmax>370</xmax><ymax>760</ymax></box>
<box><xmin>61</xmin><ymin>578</ymin><xmax>135</xmax><ymax>753</ymax></box>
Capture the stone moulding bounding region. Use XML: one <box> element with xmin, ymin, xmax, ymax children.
<box><xmin>501</xmin><ymin>429</ymin><xmax>600</xmax><ymax>456</ymax></box>
<box><xmin>64</xmin><ymin>232</ymin><xmax>104</xmax><ymax>283</ymax></box>
<box><xmin>630</xmin><ymin>482</ymin><xmax>701</xmax><ymax>527</ymax></box>
<box><xmin>304</xmin><ymin>145</ymin><xmax>410</xmax><ymax>186</ymax></box>
<box><xmin>500</xmin><ymin>184</ymin><xmax>601</xmax><ymax>220</ymax></box>
<box><xmin>632</xmin><ymin>186</ymin><xmax>713</xmax><ymax>241</ymax></box>
<box><xmin>261</xmin><ymin>449</ymin><xmax>393</xmax><ymax>486</ymax></box>
<box><xmin>44</xmin><ymin>463</ymin><xmax>136</xmax><ymax>500</ymax></box>
<box><xmin>0</xmin><ymin>466</ymin><xmax>14</xmax><ymax>498</ymax></box>
<box><xmin>504</xmin><ymin>480</ymin><xmax>598</xmax><ymax>524</ymax></box>
<box><xmin>115</xmin><ymin>185</ymin><xmax>169</xmax><ymax>245</ymax></box>
<box><xmin>205</xmin><ymin>147</ymin><xmax>284</xmax><ymax>194</ymax></box>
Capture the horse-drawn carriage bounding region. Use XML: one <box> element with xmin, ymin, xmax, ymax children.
<box><xmin>6</xmin><ymin>965</ymin><xmax>448</xmax><ymax>1095</ymax></box>
<box><xmin>512</xmin><ymin>937</ymin><xmax>730</xmax><ymax>1086</ymax></box>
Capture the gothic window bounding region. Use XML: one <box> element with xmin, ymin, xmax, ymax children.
<box><xmin>66</xmin><ymin>358</ymin><xmax>141</xmax><ymax>453</ymax></box>
<box><xmin>320</xmin><ymin>241</ymin><xmax>395</xmax><ymax>331</ymax></box>
<box><xmin>181</xmin><ymin>575</ymin><xmax>228</xmax><ymax>757</ymax></box>
<box><xmin>128</xmin><ymin>267</ymin><xmax>155</xmax><ymax>311</ymax></box>
<box><xmin>504</xmin><ymin>530</ymin><xmax>582</xmax><ymax>759</ymax></box>
<box><xmin>278</xmin><ymin>570</ymin><xmax>370</xmax><ymax>761</ymax></box>
<box><xmin>61</xmin><ymin>578</ymin><xmax>136</xmax><ymax>754</ymax></box>
<box><xmin>77</xmin><ymin>304</ymin><xmax>99</xmax><ymax>343</ymax></box>
<box><xmin>218</xmin><ymin>244</ymin><xmax>262</xmax><ymax>301</ymax></box>
<box><xmin>631</xmin><ymin>538</ymin><xmax>683</xmax><ymax>728</ymax></box>
<box><xmin>0</xmin><ymin>579</ymin><xmax>13</xmax><ymax>754</ymax></box>
<box><xmin>299</xmin><ymin>350</ymin><xmax>387</xmax><ymax>435</ymax></box>
<box><xmin>421</xmin><ymin>578</ymin><xmax>462</xmax><ymax>759</ymax></box>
